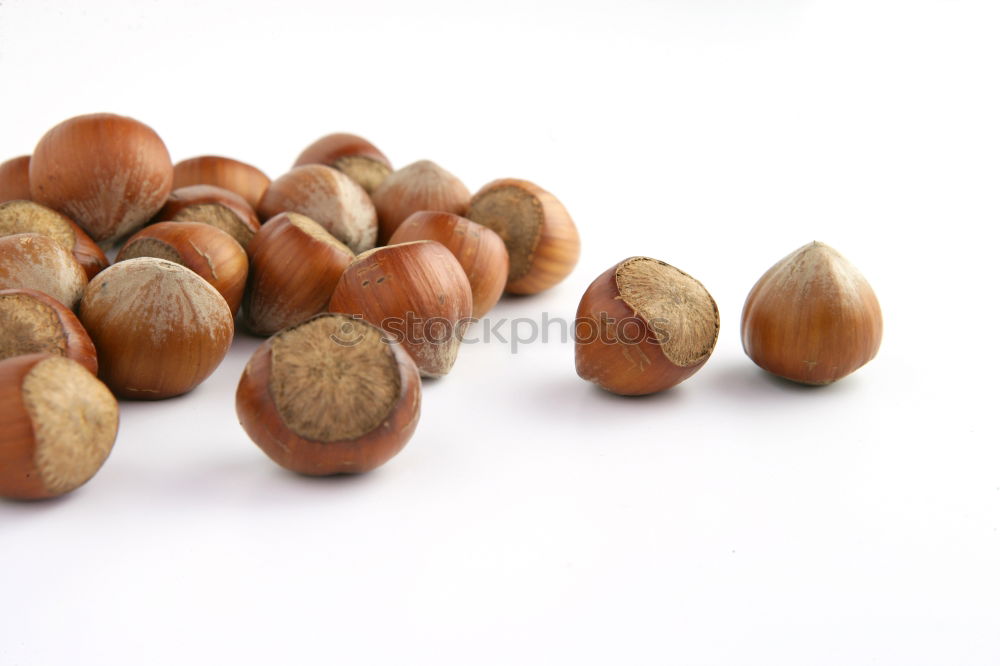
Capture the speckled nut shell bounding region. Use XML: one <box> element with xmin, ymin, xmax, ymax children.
<box><xmin>371</xmin><ymin>160</ymin><xmax>470</xmax><ymax>244</ymax></box>
<box><xmin>236</xmin><ymin>313</ymin><xmax>421</xmax><ymax>476</ymax></box>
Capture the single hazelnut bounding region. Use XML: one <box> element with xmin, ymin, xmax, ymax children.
<box><xmin>575</xmin><ymin>257</ymin><xmax>720</xmax><ymax>396</ymax></box>
<box><xmin>0</xmin><ymin>199</ymin><xmax>108</xmax><ymax>279</ymax></box>
<box><xmin>172</xmin><ymin>155</ymin><xmax>271</xmax><ymax>209</ymax></box>
<box><xmin>78</xmin><ymin>258</ymin><xmax>234</xmax><ymax>399</ymax></box>
<box><xmin>29</xmin><ymin>113</ymin><xmax>173</xmax><ymax>245</ymax></box>
<box><xmin>467</xmin><ymin>178</ymin><xmax>580</xmax><ymax>295</ymax></box>
<box><xmin>153</xmin><ymin>184</ymin><xmax>261</xmax><ymax>248</ymax></box>
<box><xmin>0</xmin><ymin>233</ymin><xmax>87</xmax><ymax>310</ymax></box>
<box><xmin>0</xmin><ymin>288</ymin><xmax>98</xmax><ymax>374</ymax></box>
<box><xmin>0</xmin><ymin>353</ymin><xmax>118</xmax><ymax>500</ymax></box>
<box><xmin>371</xmin><ymin>160</ymin><xmax>470</xmax><ymax>244</ymax></box>
<box><xmin>243</xmin><ymin>212</ymin><xmax>354</xmax><ymax>336</ymax></box>
<box><xmin>388</xmin><ymin>211</ymin><xmax>509</xmax><ymax>319</ymax></box>
<box><xmin>329</xmin><ymin>240</ymin><xmax>473</xmax><ymax>378</ymax></box>
<box><xmin>236</xmin><ymin>313</ymin><xmax>421</xmax><ymax>476</ymax></box>
<box><xmin>118</xmin><ymin>221</ymin><xmax>248</xmax><ymax>316</ymax></box>
<box><xmin>293</xmin><ymin>133</ymin><xmax>393</xmax><ymax>194</ymax></box>
<box><xmin>0</xmin><ymin>155</ymin><xmax>31</xmax><ymax>203</ymax></box>
<box><xmin>258</xmin><ymin>165</ymin><xmax>377</xmax><ymax>253</ymax></box>
<box><xmin>741</xmin><ymin>241</ymin><xmax>882</xmax><ymax>385</ymax></box>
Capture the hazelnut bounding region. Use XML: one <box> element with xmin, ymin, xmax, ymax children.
<box><xmin>29</xmin><ymin>113</ymin><xmax>173</xmax><ymax>245</ymax></box>
<box><xmin>172</xmin><ymin>155</ymin><xmax>271</xmax><ymax>209</ymax></box>
<box><xmin>0</xmin><ymin>288</ymin><xmax>98</xmax><ymax>374</ymax></box>
<box><xmin>236</xmin><ymin>313</ymin><xmax>421</xmax><ymax>476</ymax></box>
<box><xmin>0</xmin><ymin>233</ymin><xmax>87</xmax><ymax>310</ymax></box>
<box><xmin>243</xmin><ymin>212</ymin><xmax>354</xmax><ymax>336</ymax></box>
<box><xmin>258</xmin><ymin>165</ymin><xmax>377</xmax><ymax>253</ymax></box>
<box><xmin>117</xmin><ymin>221</ymin><xmax>248</xmax><ymax>316</ymax></box>
<box><xmin>388</xmin><ymin>211</ymin><xmax>509</xmax><ymax>319</ymax></box>
<box><xmin>467</xmin><ymin>178</ymin><xmax>580</xmax><ymax>295</ymax></box>
<box><xmin>575</xmin><ymin>257</ymin><xmax>720</xmax><ymax>396</ymax></box>
<box><xmin>741</xmin><ymin>241</ymin><xmax>882</xmax><ymax>385</ymax></box>
<box><xmin>0</xmin><ymin>199</ymin><xmax>108</xmax><ymax>279</ymax></box>
<box><xmin>0</xmin><ymin>354</ymin><xmax>118</xmax><ymax>500</ymax></box>
<box><xmin>329</xmin><ymin>240</ymin><xmax>473</xmax><ymax>378</ymax></box>
<box><xmin>0</xmin><ymin>155</ymin><xmax>31</xmax><ymax>203</ymax></box>
<box><xmin>78</xmin><ymin>258</ymin><xmax>234</xmax><ymax>399</ymax></box>
<box><xmin>293</xmin><ymin>133</ymin><xmax>393</xmax><ymax>194</ymax></box>
<box><xmin>371</xmin><ymin>160</ymin><xmax>470</xmax><ymax>244</ymax></box>
<box><xmin>153</xmin><ymin>184</ymin><xmax>261</xmax><ymax>248</ymax></box>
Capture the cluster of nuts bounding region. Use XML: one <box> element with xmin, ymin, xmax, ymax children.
<box><xmin>0</xmin><ymin>112</ymin><xmax>882</xmax><ymax>500</ymax></box>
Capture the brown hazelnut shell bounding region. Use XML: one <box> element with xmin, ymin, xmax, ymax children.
<box><xmin>328</xmin><ymin>240</ymin><xmax>473</xmax><ymax>378</ymax></box>
<box><xmin>0</xmin><ymin>233</ymin><xmax>88</xmax><ymax>310</ymax></box>
<box><xmin>243</xmin><ymin>212</ymin><xmax>355</xmax><ymax>336</ymax></box>
<box><xmin>575</xmin><ymin>258</ymin><xmax>720</xmax><ymax>396</ymax></box>
<box><xmin>29</xmin><ymin>113</ymin><xmax>173</xmax><ymax>245</ymax></box>
<box><xmin>468</xmin><ymin>178</ymin><xmax>580</xmax><ymax>295</ymax></box>
<box><xmin>258</xmin><ymin>165</ymin><xmax>377</xmax><ymax>254</ymax></box>
<box><xmin>0</xmin><ymin>353</ymin><xmax>118</xmax><ymax>500</ymax></box>
<box><xmin>0</xmin><ymin>155</ymin><xmax>31</xmax><ymax>203</ymax></box>
<box><xmin>0</xmin><ymin>199</ymin><xmax>108</xmax><ymax>279</ymax></box>
<box><xmin>118</xmin><ymin>221</ymin><xmax>248</xmax><ymax>316</ymax></box>
<box><xmin>172</xmin><ymin>155</ymin><xmax>271</xmax><ymax>209</ymax></box>
<box><xmin>0</xmin><ymin>288</ymin><xmax>98</xmax><ymax>374</ymax></box>
<box><xmin>740</xmin><ymin>242</ymin><xmax>883</xmax><ymax>385</ymax></box>
<box><xmin>236</xmin><ymin>313</ymin><xmax>421</xmax><ymax>476</ymax></box>
<box><xmin>388</xmin><ymin>211</ymin><xmax>509</xmax><ymax>319</ymax></box>
<box><xmin>371</xmin><ymin>160</ymin><xmax>470</xmax><ymax>244</ymax></box>
<box><xmin>78</xmin><ymin>258</ymin><xmax>234</xmax><ymax>399</ymax></box>
<box><xmin>154</xmin><ymin>184</ymin><xmax>261</xmax><ymax>248</ymax></box>
<box><xmin>293</xmin><ymin>133</ymin><xmax>392</xmax><ymax>194</ymax></box>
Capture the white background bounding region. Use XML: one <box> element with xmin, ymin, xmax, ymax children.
<box><xmin>1</xmin><ymin>1</ymin><xmax>998</xmax><ymax>664</ymax></box>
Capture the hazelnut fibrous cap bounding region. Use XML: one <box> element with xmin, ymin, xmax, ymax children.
<box><xmin>616</xmin><ymin>257</ymin><xmax>720</xmax><ymax>367</ymax></box>
<box><xmin>22</xmin><ymin>356</ymin><xmax>117</xmax><ymax>495</ymax></box>
<box><xmin>466</xmin><ymin>185</ymin><xmax>542</xmax><ymax>282</ymax></box>
<box><xmin>269</xmin><ymin>315</ymin><xmax>402</xmax><ymax>442</ymax></box>
<box><xmin>0</xmin><ymin>200</ymin><xmax>76</xmax><ymax>249</ymax></box>
<box><xmin>0</xmin><ymin>292</ymin><xmax>66</xmax><ymax>360</ymax></box>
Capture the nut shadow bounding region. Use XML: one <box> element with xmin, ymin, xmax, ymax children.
<box><xmin>701</xmin><ymin>358</ymin><xmax>856</xmax><ymax>405</ymax></box>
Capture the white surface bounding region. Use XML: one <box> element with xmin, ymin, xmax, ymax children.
<box><xmin>1</xmin><ymin>1</ymin><xmax>999</xmax><ymax>664</ymax></box>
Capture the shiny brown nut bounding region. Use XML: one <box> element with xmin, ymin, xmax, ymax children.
<box><xmin>293</xmin><ymin>133</ymin><xmax>392</xmax><ymax>194</ymax></box>
<box><xmin>242</xmin><ymin>212</ymin><xmax>355</xmax><ymax>336</ymax></box>
<box><xmin>172</xmin><ymin>155</ymin><xmax>270</xmax><ymax>209</ymax></box>
<box><xmin>371</xmin><ymin>160</ymin><xmax>470</xmax><ymax>244</ymax></box>
<box><xmin>0</xmin><ymin>155</ymin><xmax>31</xmax><ymax>203</ymax></box>
<box><xmin>0</xmin><ymin>353</ymin><xmax>118</xmax><ymax>500</ymax></box>
<box><xmin>258</xmin><ymin>165</ymin><xmax>377</xmax><ymax>254</ymax></box>
<box><xmin>575</xmin><ymin>257</ymin><xmax>719</xmax><ymax>396</ymax></box>
<box><xmin>154</xmin><ymin>184</ymin><xmax>260</xmax><ymax>248</ymax></box>
<box><xmin>118</xmin><ymin>221</ymin><xmax>248</xmax><ymax>316</ymax></box>
<box><xmin>467</xmin><ymin>178</ymin><xmax>580</xmax><ymax>295</ymax></box>
<box><xmin>29</xmin><ymin>113</ymin><xmax>173</xmax><ymax>245</ymax></box>
<box><xmin>236</xmin><ymin>313</ymin><xmax>421</xmax><ymax>476</ymax></box>
<box><xmin>388</xmin><ymin>211</ymin><xmax>508</xmax><ymax>319</ymax></box>
<box><xmin>78</xmin><ymin>258</ymin><xmax>234</xmax><ymax>399</ymax></box>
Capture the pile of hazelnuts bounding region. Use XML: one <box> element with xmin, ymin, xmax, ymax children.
<box><xmin>0</xmin><ymin>112</ymin><xmax>883</xmax><ymax>501</ymax></box>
